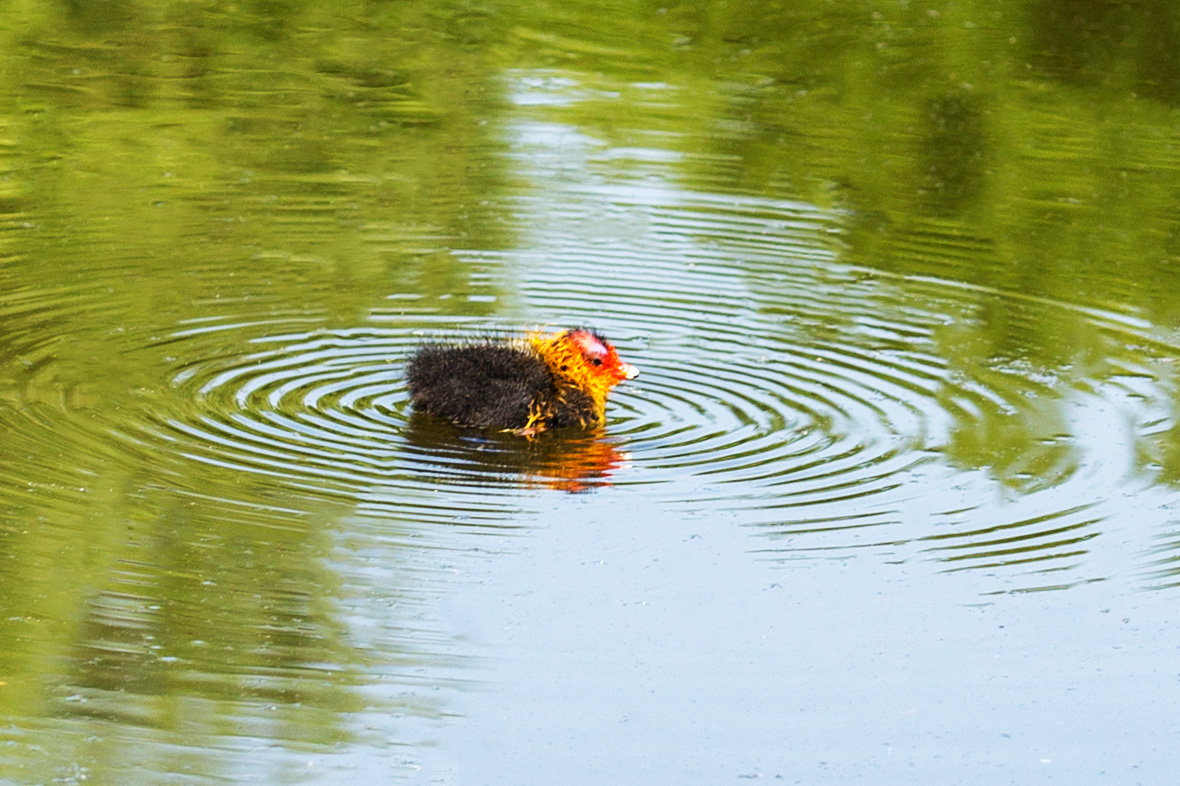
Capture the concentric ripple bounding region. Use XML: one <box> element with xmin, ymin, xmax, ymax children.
<box><xmin>100</xmin><ymin>154</ymin><xmax>1180</xmax><ymax>594</ymax></box>
<box><xmin>144</xmin><ymin>320</ymin><xmax>637</xmax><ymax>531</ymax></box>
<box><xmin>12</xmin><ymin>77</ymin><xmax>1170</xmax><ymax>596</ymax></box>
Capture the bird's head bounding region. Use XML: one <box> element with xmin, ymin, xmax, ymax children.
<box><xmin>530</xmin><ymin>328</ymin><xmax>639</xmax><ymax>415</ymax></box>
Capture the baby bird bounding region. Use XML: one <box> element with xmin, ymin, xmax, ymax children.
<box><xmin>407</xmin><ymin>328</ymin><xmax>638</xmax><ymax>436</ymax></box>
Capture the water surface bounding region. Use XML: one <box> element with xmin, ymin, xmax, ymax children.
<box><xmin>2</xmin><ymin>2</ymin><xmax>1180</xmax><ymax>784</ymax></box>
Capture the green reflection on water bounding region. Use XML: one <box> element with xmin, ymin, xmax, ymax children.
<box><xmin>1</xmin><ymin>2</ymin><xmax>512</xmax><ymax>781</ymax></box>
<box><xmin>3</xmin><ymin>0</ymin><xmax>1180</xmax><ymax>781</ymax></box>
<box><xmin>515</xmin><ymin>0</ymin><xmax>1180</xmax><ymax>489</ymax></box>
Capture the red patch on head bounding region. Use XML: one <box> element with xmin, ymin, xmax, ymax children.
<box><xmin>569</xmin><ymin>330</ymin><xmax>610</xmax><ymax>360</ymax></box>
<box><xmin>567</xmin><ymin>329</ymin><xmax>636</xmax><ymax>382</ymax></box>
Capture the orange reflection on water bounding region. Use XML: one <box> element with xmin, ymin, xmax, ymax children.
<box><xmin>403</xmin><ymin>417</ymin><xmax>630</xmax><ymax>493</ymax></box>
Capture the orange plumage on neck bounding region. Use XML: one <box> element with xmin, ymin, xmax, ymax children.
<box><xmin>528</xmin><ymin>328</ymin><xmax>638</xmax><ymax>427</ymax></box>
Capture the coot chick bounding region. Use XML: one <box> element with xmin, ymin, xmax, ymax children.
<box><xmin>407</xmin><ymin>328</ymin><xmax>638</xmax><ymax>436</ymax></box>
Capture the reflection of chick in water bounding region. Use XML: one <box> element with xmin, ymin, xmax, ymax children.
<box><xmin>403</xmin><ymin>419</ymin><xmax>631</xmax><ymax>492</ymax></box>
<box><xmin>407</xmin><ymin>328</ymin><xmax>638</xmax><ymax>437</ymax></box>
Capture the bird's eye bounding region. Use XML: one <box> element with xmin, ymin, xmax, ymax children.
<box><xmin>591</xmin><ymin>358</ymin><xmax>603</xmax><ymax>366</ymax></box>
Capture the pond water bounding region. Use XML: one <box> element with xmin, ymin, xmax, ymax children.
<box><xmin>3</xmin><ymin>2</ymin><xmax>1180</xmax><ymax>784</ymax></box>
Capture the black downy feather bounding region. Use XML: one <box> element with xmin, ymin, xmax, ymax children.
<box><xmin>407</xmin><ymin>342</ymin><xmax>552</xmax><ymax>429</ymax></box>
<box><xmin>406</xmin><ymin>339</ymin><xmax>601</xmax><ymax>431</ymax></box>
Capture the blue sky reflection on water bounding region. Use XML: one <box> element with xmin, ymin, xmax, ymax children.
<box><xmin>382</xmin><ymin>72</ymin><xmax>1180</xmax><ymax>783</ymax></box>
